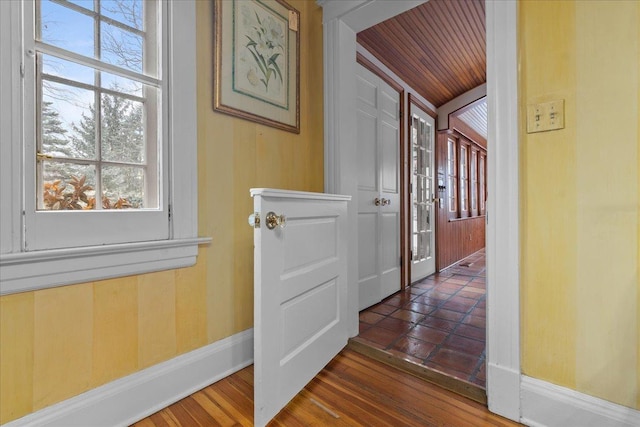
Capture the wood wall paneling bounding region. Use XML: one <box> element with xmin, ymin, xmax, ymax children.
<box><xmin>435</xmin><ymin>132</ymin><xmax>486</xmax><ymax>271</ymax></box>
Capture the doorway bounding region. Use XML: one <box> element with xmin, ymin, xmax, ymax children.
<box><xmin>321</xmin><ymin>0</ymin><xmax>520</xmax><ymax>420</ymax></box>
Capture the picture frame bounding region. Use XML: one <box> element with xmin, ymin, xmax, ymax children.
<box><xmin>214</xmin><ymin>0</ymin><xmax>300</xmax><ymax>134</ymax></box>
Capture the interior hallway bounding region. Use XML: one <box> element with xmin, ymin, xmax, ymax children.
<box><xmin>353</xmin><ymin>249</ymin><xmax>486</xmax><ymax>388</ymax></box>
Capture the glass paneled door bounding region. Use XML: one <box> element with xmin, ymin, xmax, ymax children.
<box><xmin>410</xmin><ymin>105</ymin><xmax>436</xmax><ymax>282</ymax></box>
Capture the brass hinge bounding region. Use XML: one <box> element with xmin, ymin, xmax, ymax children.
<box><xmin>36</xmin><ymin>151</ymin><xmax>53</xmax><ymax>160</ymax></box>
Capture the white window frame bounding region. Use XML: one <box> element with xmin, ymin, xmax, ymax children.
<box><xmin>26</xmin><ymin>0</ymin><xmax>166</xmax><ymax>250</ymax></box>
<box><xmin>0</xmin><ymin>0</ymin><xmax>209</xmax><ymax>296</ymax></box>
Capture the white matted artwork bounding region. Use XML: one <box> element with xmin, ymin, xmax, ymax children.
<box><xmin>214</xmin><ymin>0</ymin><xmax>300</xmax><ymax>133</ymax></box>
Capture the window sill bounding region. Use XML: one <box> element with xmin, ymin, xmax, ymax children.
<box><xmin>448</xmin><ymin>215</ymin><xmax>486</xmax><ymax>223</ymax></box>
<box><xmin>0</xmin><ymin>237</ymin><xmax>211</xmax><ymax>296</ymax></box>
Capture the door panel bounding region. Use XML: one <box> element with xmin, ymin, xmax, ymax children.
<box><xmin>357</xmin><ymin>212</ymin><xmax>378</xmax><ymax>308</ymax></box>
<box><xmin>381</xmin><ymin>122</ymin><xmax>399</xmax><ymax>193</ymax></box>
<box><xmin>357</xmin><ymin>111</ymin><xmax>378</xmax><ymax>190</ymax></box>
<box><xmin>381</xmin><ymin>90</ymin><xmax>398</xmax><ymax>119</ymax></box>
<box><xmin>251</xmin><ymin>189</ymin><xmax>351</xmax><ymax>427</ymax></box>
<box><xmin>356</xmin><ymin>63</ymin><xmax>401</xmax><ymax>310</ymax></box>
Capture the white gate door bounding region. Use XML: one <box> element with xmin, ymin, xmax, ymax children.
<box><xmin>410</xmin><ymin>104</ymin><xmax>436</xmax><ymax>282</ymax></box>
<box><xmin>356</xmin><ymin>63</ymin><xmax>401</xmax><ymax>310</ymax></box>
<box><xmin>250</xmin><ymin>188</ymin><xmax>351</xmax><ymax>427</ymax></box>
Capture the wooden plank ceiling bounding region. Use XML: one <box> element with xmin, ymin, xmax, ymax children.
<box><xmin>357</xmin><ymin>0</ymin><xmax>486</xmax><ymax>108</ymax></box>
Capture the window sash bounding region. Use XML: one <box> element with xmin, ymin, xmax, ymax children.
<box><xmin>23</xmin><ymin>0</ymin><xmax>170</xmax><ymax>250</ymax></box>
<box><xmin>447</xmin><ymin>137</ymin><xmax>458</xmax><ymax>215</ymax></box>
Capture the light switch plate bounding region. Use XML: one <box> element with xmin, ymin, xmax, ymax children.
<box><xmin>527</xmin><ymin>99</ymin><xmax>565</xmax><ymax>133</ymax></box>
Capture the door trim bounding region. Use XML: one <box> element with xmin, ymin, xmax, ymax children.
<box><xmin>319</xmin><ymin>0</ymin><xmax>521</xmax><ymax>421</ymax></box>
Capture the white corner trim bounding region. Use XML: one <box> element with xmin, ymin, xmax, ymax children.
<box><xmin>521</xmin><ymin>376</ymin><xmax>640</xmax><ymax>427</ymax></box>
<box><xmin>0</xmin><ymin>237</ymin><xmax>211</xmax><ymax>296</ymax></box>
<box><xmin>4</xmin><ymin>329</ymin><xmax>254</xmax><ymax>427</ymax></box>
<box><xmin>485</xmin><ymin>0</ymin><xmax>521</xmax><ymax>421</ymax></box>
<box><xmin>487</xmin><ymin>362</ymin><xmax>521</xmax><ymax>421</ymax></box>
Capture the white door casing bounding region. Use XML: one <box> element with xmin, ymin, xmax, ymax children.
<box><xmin>251</xmin><ymin>188</ymin><xmax>351</xmax><ymax>427</ymax></box>
<box><xmin>410</xmin><ymin>105</ymin><xmax>436</xmax><ymax>281</ymax></box>
<box><xmin>319</xmin><ymin>0</ymin><xmax>521</xmax><ymax>422</ymax></box>
<box><xmin>356</xmin><ymin>63</ymin><xmax>401</xmax><ymax>310</ymax></box>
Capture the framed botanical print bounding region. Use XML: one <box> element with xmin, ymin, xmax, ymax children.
<box><xmin>214</xmin><ymin>0</ymin><xmax>300</xmax><ymax>133</ymax></box>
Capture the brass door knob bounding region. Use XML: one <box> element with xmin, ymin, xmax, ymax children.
<box><xmin>374</xmin><ymin>198</ymin><xmax>382</xmax><ymax>206</ymax></box>
<box><xmin>265</xmin><ymin>211</ymin><xmax>286</xmax><ymax>230</ymax></box>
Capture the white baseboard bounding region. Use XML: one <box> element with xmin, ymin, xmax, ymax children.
<box><xmin>5</xmin><ymin>329</ymin><xmax>254</xmax><ymax>427</ymax></box>
<box><xmin>521</xmin><ymin>376</ymin><xmax>640</xmax><ymax>427</ymax></box>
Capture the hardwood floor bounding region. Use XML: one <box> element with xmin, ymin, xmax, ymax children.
<box><xmin>133</xmin><ymin>349</ymin><xmax>520</xmax><ymax>426</ymax></box>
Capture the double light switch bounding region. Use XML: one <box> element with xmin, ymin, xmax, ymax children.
<box><xmin>526</xmin><ymin>99</ymin><xmax>565</xmax><ymax>133</ymax></box>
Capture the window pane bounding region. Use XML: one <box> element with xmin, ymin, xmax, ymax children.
<box><xmin>448</xmin><ymin>176</ymin><xmax>457</xmax><ymax>212</ymax></box>
<box><xmin>42</xmin><ymin>80</ymin><xmax>96</xmax><ymax>159</ymax></box>
<box><xmin>471</xmin><ymin>151</ymin><xmax>478</xmax><ymax>212</ymax></box>
<box><xmin>40</xmin><ymin>1</ymin><xmax>94</xmax><ymax>58</ymax></box>
<box><xmin>101</xmin><ymin>21</ymin><xmax>144</xmax><ymax>73</ymax></box>
<box><xmin>102</xmin><ymin>165</ymin><xmax>146</xmax><ymax>208</ymax></box>
<box><xmin>42</xmin><ymin>54</ymin><xmax>94</xmax><ymax>86</ymax></box>
<box><xmin>101</xmin><ymin>71</ymin><xmax>144</xmax><ymax>97</ymax></box>
<box><xmin>100</xmin><ymin>94</ymin><xmax>145</xmax><ymax>163</ymax></box>
<box><xmin>40</xmin><ymin>161</ymin><xmax>96</xmax><ymax>210</ymax></box>
<box><xmin>101</xmin><ymin>0</ymin><xmax>144</xmax><ymax>30</ymax></box>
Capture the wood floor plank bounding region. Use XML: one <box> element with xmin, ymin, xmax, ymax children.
<box><xmin>133</xmin><ymin>349</ymin><xmax>521</xmax><ymax>426</ymax></box>
<box><xmin>201</xmin><ymin>387</ymin><xmax>253</xmax><ymax>426</ymax></box>
<box><xmin>190</xmin><ymin>392</ymin><xmax>238</xmax><ymax>427</ymax></box>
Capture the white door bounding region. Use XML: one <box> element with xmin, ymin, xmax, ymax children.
<box><xmin>356</xmin><ymin>64</ymin><xmax>401</xmax><ymax>310</ymax></box>
<box><xmin>410</xmin><ymin>105</ymin><xmax>436</xmax><ymax>282</ymax></box>
<box><xmin>250</xmin><ymin>188</ymin><xmax>351</xmax><ymax>427</ymax></box>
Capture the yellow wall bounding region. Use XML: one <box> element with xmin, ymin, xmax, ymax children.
<box><xmin>520</xmin><ymin>0</ymin><xmax>639</xmax><ymax>409</ymax></box>
<box><xmin>0</xmin><ymin>1</ymin><xmax>324</xmax><ymax>423</ymax></box>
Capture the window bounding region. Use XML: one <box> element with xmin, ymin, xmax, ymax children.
<box><xmin>446</xmin><ymin>133</ymin><xmax>486</xmax><ymax>220</ymax></box>
<box><xmin>479</xmin><ymin>152</ymin><xmax>486</xmax><ymax>215</ymax></box>
<box><xmin>25</xmin><ymin>0</ymin><xmax>167</xmax><ymax>250</ymax></box>
<box><xmin>470</xmin><ymin>148</ymin><xmax>478</xmax><ymax>216</ymax></box>
<box><xmin>459</xmin><ymin>142</ymin><xmax>468</xmax><ymax>216</ymax></box>
<box><xmin>447</xmin><ymin>137</ymin><xmax>457</xmax><ymax>213</ymax></box>
<box><xmin>35</xmin><ymin>0</ymin><xmax>160</xmax><ymax>212</ymax></box>
<box><xmin>0</xmin><ymin>0</ymin><xmax>204</xmax><ymax>295</ymax></box>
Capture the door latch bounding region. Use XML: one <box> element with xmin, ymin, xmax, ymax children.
<box><xmin>248</xmin><ymin>212</ymin><xmax>260</xmax><ymax>228</ymax></box>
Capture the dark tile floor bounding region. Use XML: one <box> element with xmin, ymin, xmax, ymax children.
<box><xmin>354</xmin><ymin>249</ymin><xmax>487</xmax><ymax>387</ymax></box>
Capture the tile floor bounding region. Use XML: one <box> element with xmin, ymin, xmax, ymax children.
<box><xmin>353</xmin><ymin>249</ymin><xmax>487</xmax><ymax>387</ymax></box>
